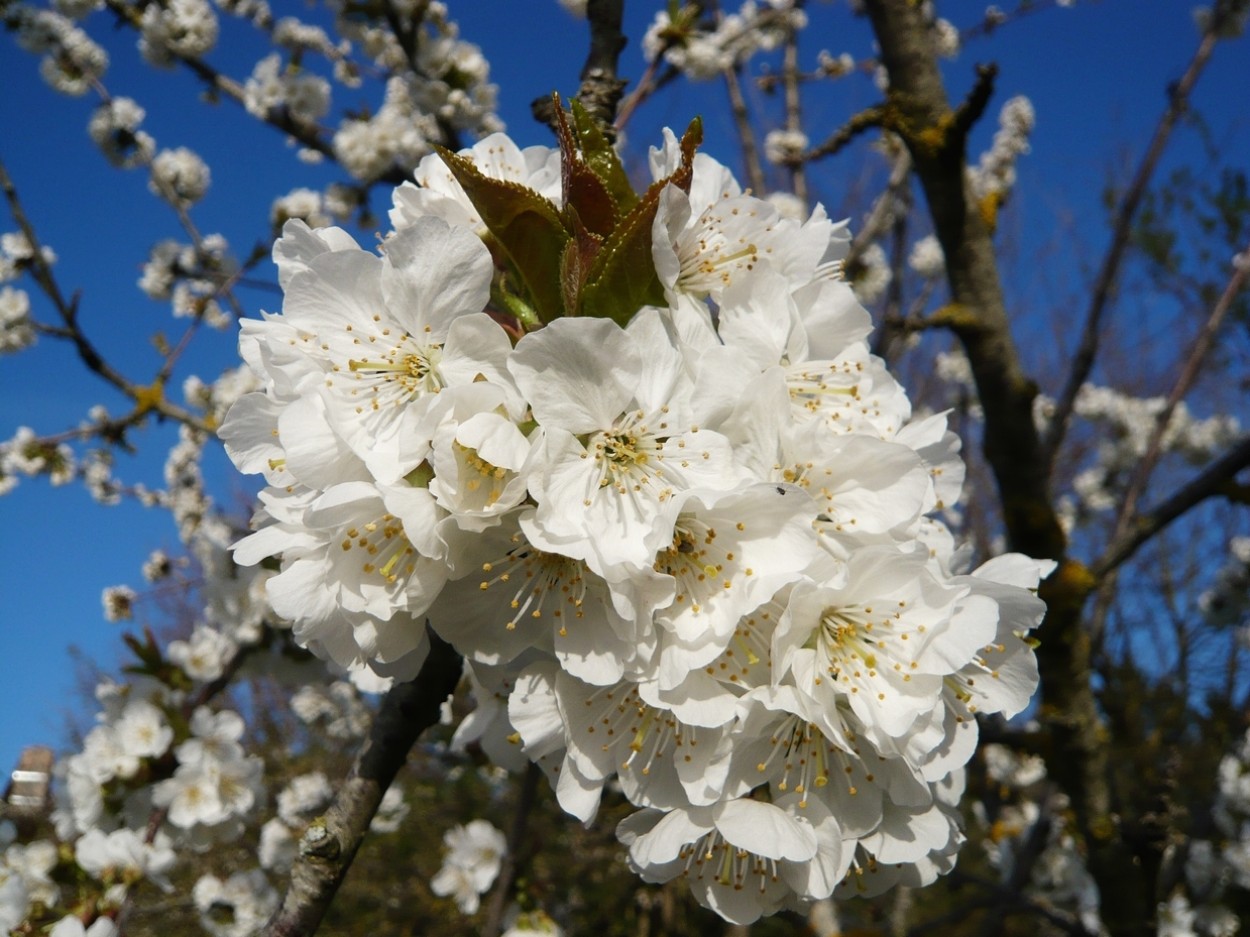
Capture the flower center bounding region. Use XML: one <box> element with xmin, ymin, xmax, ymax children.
<box><xmin>479</xmin><ymin>547</ymin><xmax>586</xmax><ymax>635</ymax></box>
<box><xmin>680</xmin><ymin>830</ymin><xmax>779</xmax><ymax>893</ymax></box>
<box><xmin>341</xmin><ymin>513</ymin><xmax>414</xmax><ymax>583</ymax></box>
<box><xmin>346</xmin><ymin>335</ymin><xmax>445</xmax><ymax>403</ymax></box>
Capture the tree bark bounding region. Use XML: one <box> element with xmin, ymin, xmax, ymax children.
<box><xmin>858</xmin><ymin>1</ymin><xmax>1145</xmax><ymax>931</ymax></box>
<box><xmin>262</xmin><ymin>633</ymin><xmax>462</xmax><ymax>937</ymax></box>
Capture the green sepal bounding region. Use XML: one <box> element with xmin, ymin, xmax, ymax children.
<box><xmin>570</xmin><ymin>99</ymin><xmax>639</xmax><ymax>214</ymax></box>
<box><xmin>579</xmin><ymin>116</ymin><xmax>703</xmax><ymax>326</ymax></box>
<box><xmin>490</xmin><ymin>269</ymin><xmax>542</xmax><ymax>331</ymax></box>
<box><xmin>435</xmin><ymin>146</ymin><xmax>570</xmax><ymax>324</ymax></box>
<box><xmin>404</xmin><ymin>461</ymin><xmax>435</xmax><ymax>489</ymax></box>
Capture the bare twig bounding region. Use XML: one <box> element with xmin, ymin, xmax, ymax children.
<box><xmin>801</xmin><ymin>105</ymin><xmax>889</xmax><ymax>165</ymax></box>
<box><xmin>845</xmin><ymin>141</ymin><xmax>912</xmax><ymax>275</ymax></box>
<box><xmin>722</xmin><ymin>63</ymin><xmax>767</xmax><ymax>195</ymax></box>
<box><xmin>0</xmin><ymin>157</ymin><xmax>213</xmax><ymax>435</ymax></box>
<box><xmin>1040</xmin><ymin>23</ymin><xmax>1223</xmax><ymax>466</ymax></box>
<box><xmin>1094</xmin><ymin>434</ymin><xmax>1250</xmax><ymax>579</ymax></box>
<box><xmin>614</xmin><ymin>58</ymin><xmax>679</xmax><ymax>133</ymax></box>
<box><xmin>1097</xmin><ymin>241</ymin><xmax>1250</xmax><ymax>572</ymax></box>
<box><xmin>781</xmin><ymin>8</ymin><xmax>808</xmax><ymax>205</ymax></box>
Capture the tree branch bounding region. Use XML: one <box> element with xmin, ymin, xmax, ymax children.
<box><xmin>0</xmin><ymin>157</ymin><xmax>213</xmax><ymax>435</ymax></box>
<box><xmin>722</xmin><ymin>63</ymin><xmax>767</xmax><ymax>195</ymax></box>
<box><xmin>577</xmin><ymin>0</ymin><xmax>629</xmax><ymax>135</ymax></box>
<box><xmin>262</xmin><ymin>633</ymin><xmax>463</xmax><ymax>937</ymax></box>
<box><xmin>1094</xmin><ymin>240</ymin><xmax>1250</xmax><ymax>577</ymax></box>
<box><xmin>1040</xmin><ymin>23</ymin><xmax>1223</xmax><ymax>467</ymax></box>
<box><xmin>1094</xmin><ymin>434</ymin><xmax>1250</xmax><ymax>579</ymax></box>
<box><xmin>781</xmin><ymin>10</ymin><xmax>808</xmax><ymax>206</ymax></box>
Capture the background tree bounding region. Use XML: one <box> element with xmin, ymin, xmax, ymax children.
<box><xmin>1</xmin><ymin>1</ymin><xmax>1249</xmax><ymax>936</ymax></box>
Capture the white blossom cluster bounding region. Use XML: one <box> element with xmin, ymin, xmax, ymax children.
<box><xmin>137</xmin><ymin>0</ymin><xmax>219</xmax><ymax>67</ymax></box>
<box><xmin>242</xmin><ymin>53</ymin><xmax>332</xmax><ymax>125</ymax></box>
<box><xmin>87</xmin><ymin>97</ymin><xmax>154</xmax><ymax>168</ymax></box>
<box><xmin>0</xmin><ymin>667</ymin><xmax>263</xmax><ymax>931</ymax></box>
<box><xmin>969</xmin><ymin>95</ymin><xmax>1036</xmax><ymax>202</ymax></box>
<box><xmin>1</xmin><ymin>823</ymin><xmax>164</xmax><ymax>937</ymax></box>
<box><xmin>0</xmin><ymin>230</ymin><xmax>56</xmax><ymax>281</ymax></box>
<box><xmin>289</xmin><ymin>680</ymin><xmax>373</xmax><ymax>740</ymax></box>
<box><xmin>908</xmin><ymin>234</ymin><xmax>946</xmax><ymax>279</ymax></box>
<box><xmin>764</xmin><ymin>128</ymin><xmax>809</xmax><ymax>166</ymax></box>
<box><xmin>0</xmin><ymin>425</ymin><xmax>73</xmax><ymax>496</ymax></box>
<box><xmin>10</xmin><ymin>4</ymin><xmax>109</xmax><ymax>96</ymax></box>
<box><xmin>192</xmin><ymin>869</ymin><xmax>279</xmax><ymax>937</ymax></box>
<box><xmin>0</xmin><ymin>285</ymin><xmax>35</xmax><ymax>354</ymax></box>
<box><xmin>254</xmin><ymin>771</ymin><xmax>346</xmax><ymax>876</ymax></box>
<box><xmin>1062</xmin><ymin>385</ymin><xmax>1242</xmax><ymax>519</ymax></box>
<box><xmin>321</xmin><ymin>3</ymin><xmax>501</xmax><ymax>181</ymax></box>
<box><xmin>219</xmin><ymin>125</ymin><xmax>1050</xmax><ymax>924</ymax></box>
<box><xmin>1164</xmin><ymin>729</ymin><xmax>1250</xmax><ymax>937</ymax></box>
<box><xmin>1199</xmin><ymin>536</ymin><xmax>1250</xmax><ymax>635</ymax></box>
<box><xmin>972</xmin><ymin>745</ymin><xmax>1106</xmax><ymax>935</ymax></box>
<box><xmin>0</xmin><ymin>231</ymin><xmax>48</xmax><ymax>355</ymax></box>
<box><xmin>849</xmin><ymin>241</ymin><xmax>892</xmax><ymax>304</ymax></box>
<box><xmin>138</xmin><ymin>234</ymin><xmax>237</xmax><ymax>328</ymax></box>
<box><xmin>935</xmin><ymin>362</ymin><xmax>1246</xmax><ymax>531</ymax></box>
<box><xmin>57</xmin><ymin>698</ymin><xmax>263</xmax><ymax>843</ymax></box>
<box><xmin>643</xmin><ymin>0</ymin><xmax>808</xmax><ymax>81</ymax></box>
<box><xmin>149</xmin><ymin>146</ymin><xmax>212</xmax><ymax>206</ymax></box>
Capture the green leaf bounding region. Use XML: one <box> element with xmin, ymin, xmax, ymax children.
<box><xmin>436</xmin><ymin>146</ymin><xmax>570</xmax><ymax>323</ymax></box>
<box><xmin>570</xmin><ymin>99</ymin><xmax>639</xmax><ymax>213</ymax></box>
<box><xmin>553</xmin><ymin>96</ymin><xmax>620</xmax><ymax>238</ymax></box>
<box><xmin>579</xmin><ymin>116</ymin><xmax>703</xmax><ymax>325</ymax></box>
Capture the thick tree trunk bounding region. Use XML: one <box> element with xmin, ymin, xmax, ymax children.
<box><xmin>859</xmin><ymin>2</ymin><xmax>1152</xmax><ymax>933</ymax></box>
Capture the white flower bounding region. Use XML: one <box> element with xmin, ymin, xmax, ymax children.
<box><xmin>192</xmin><ymin>870</ymin><xmax>278</xmax><ymax>937</ymax></box>
<box><xmin>226</xmin><ymin>216</ymin><xmax>506</xmax><ymax>485</ymax></box>
<box><xmin>431</xmin><ymin>819</ymin><xmax>507</xmax><ymax>913</ymax></box>
<box><xmin>508</xmin><ymin>315</ymin><xmax>743</xmax><ymax>575</ymax></box>
<box><xmin>114</xmin><ymin>699</ymin><xmax>174</xmax><ymax>760</ymax></box>
<box><xmin>849</xmin><ymin>242</ymin><xmax>891</xmax><ymax>303</ymax></box>
<box><xmin>259</xmin><ymin>819</ymin><xmax>297</xmax><ymax>872</ymax></box>
<box><xmin>168</xmin><ymin>625</ymin><xmax>237</xmax><ymax>681</ymax></box>
<box><xmin>391</xmin><ymin>133</ymin><xmax>562</xmax><ymax>234</ymax></box>
<box><xmin>48</xmin><ymin>917</ymin><xmax>119</xmax><ymax>937</ymax></box>
<box><xmin>931</xmin><ymin>18</ymin><xmax>960</xmax><ymax>58</ymax></box>
<box><xmin>370</xmin><ymin>785</ymin><xmax>410</xmax><ymax>833</ymax></box>
<box><xmin>618</xmin><ymin>796</ymin><xmax>845</xmax><ymax>924</ymax></box>
<box><xmin>764</xmin><ymin>129</ymin><xmax>809</xmax><ymax>165</ymax></box>
<box><xmin>276</xmin><ymin>772</ymin><xmax>334</xmax><ymax>825</ymax></box>
<box><xmin>102</xmin><ymin>585</ymin><xmax>137</xmax><ymax>621</ymax></box>
<box><xmin>88</xmin><ymin>98</ymin><xmax>153</xmax><ymax>168</ymax></box>
<box><xmin>139</xmin><ymin>0</ymin><xmax>219</xmax><ymax>65</ymax></box>
<box><xmin>0</xmin><ymin>287</ymin><xmax>35</xmax><ymax>354</ymax></box>
<box><xmin>907</xmin><ymin>235</ymin><xmax>945</xmax><ymax>278</ymax></box>
<box><xmin>0</xmin><ymin>868</ymin><xmax>29</xmax><ymax>934</ymax></box>
<box><xmin>75</xmin><ymin>828</ymin><xmax>175</xmax><ymax>888</ymax></box>
<box><xmin>773</xmin><ymin>546</ymin><xmax>996</xmax><ymax>746</ymax></box>
<box><xmin>149</xmin><ymin>147</ymin><xmax>211</xmax><ymax>205</ymax></box>
<box><xmin>271</xmin><ymin>188</ymin><xmax>331</xmax><ymax>229</ymax></box>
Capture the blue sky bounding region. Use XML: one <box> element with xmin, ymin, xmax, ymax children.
<box><xmin>1</xmin><ymin>0</ymin><xmax>1247</xmax><ymax>775</ymax></box>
